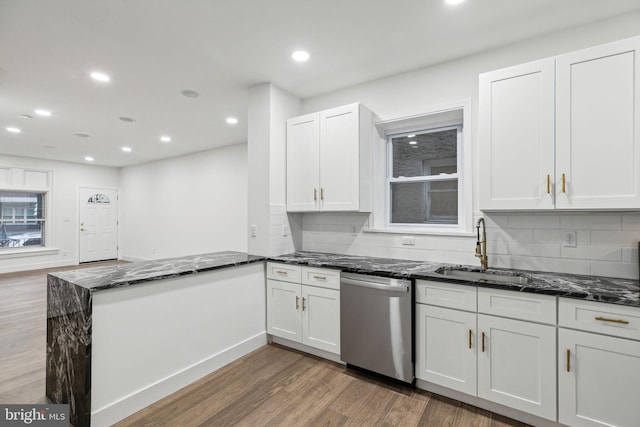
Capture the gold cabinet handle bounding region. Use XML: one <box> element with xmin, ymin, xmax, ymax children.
<box><xmin>313</xmin><ymin>188</ymin><xmax>317</xmax><ymax>201</ymax></box>
<box><xmin>313</xmin><ymin>275</ymin><xmax>326</xmax><ymax>281</ymax></box>
<box><xmin>562</xmin><ymin>173</ymin><xmax>566</xmax><ymax>193</ymax></box>
<box><xmin>295</xmin><ymin>296</ymin><xmax>299</xmax><ymax>310</ymax></box>
<box><xmin>546</xmin><ymin>174</ymin><xmax>550</xmax><ymax>194</ymax></box>
<box><xmin>567</xmin><ymin>349</ymin><xmax>571</xmax><ymax>372</ymax></box>
<box><xmin>320</xmin><ymin>187</ymin><xmax>324</xmax><ymax>201</ymax></box>
<box><xmin>595</xmin><ymin>316</ymin><xmax>630</xmax><ymax>325</ymax></box>
<box><xmin>302</xmin><ymin>297</ymin><xmax>306</xmax><ymax>311</ymax></box>
<box><xmin>481</xmin><ymin>332</ymin><xmax>485</xmax><ymax>353</ymax></box>
<box><xmin>275</xmin><ymin>270</ymin><xmax>288</xmax><ymax>276</ymax></box>
<box><xmin>468</xmin><ymin>329</ymin><xmax>472</xmax><ymax>349</ymax></box>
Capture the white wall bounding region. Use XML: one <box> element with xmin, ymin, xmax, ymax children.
<box><xmin>298</xmin><ymin>12</ymin><xmax>640</xmax><ymax>279</ymax></box>
<box><xmin>0</xmin><ymin>155</ymin><xmax>120</xmax><ymax>273</ymax></box>
<box><xmin>119</xmin><ymin>144</ymin><xmax>248</xmax><ymax>261</ymax></box>
<box><xmin>247</xmin><ymin>83</ymin><xmax>302</xmax><ymax>256</ymax></box>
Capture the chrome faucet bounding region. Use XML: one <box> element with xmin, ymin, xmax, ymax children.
<box><xmin>475</xmin><ymin>218</ymin><xmax>488</xmax><ymax>271</ymax></box>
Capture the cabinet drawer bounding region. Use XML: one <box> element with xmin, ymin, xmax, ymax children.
<box><xmin>478</xmin><ymin>287</ymin><xmax>556</xmax><ymax>324</ymax></box>
<box><xmin>301</xmin><ymin>267</ymin><xmax>340</xmax><ymax>290</ymax></box>
<box><xmin>266</xmin><ymin>262</ymin><xmax>302</xmax><ymax>283</ymax></box>
<box><xmin>559</xmin><ymin>298</ymin><xmax>640</xmax><ymax>340</ymax></box>
<box><xmin>416</xmin><ymin>280</ymin><xmax>477</xmax><ymax>311</ymax></box>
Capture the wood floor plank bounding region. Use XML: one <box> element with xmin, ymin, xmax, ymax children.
<box><xmin>382</xmin><ymin>392</ymin><xmax>430</xmax><ymax>426</ymax></box>
<box><xmin>418</xmin><ymin>394</ymin><xmax>462</xmax><ymax>427</ymax></box>
<box><xmin>454</xmin><ymin>402</ymin><xmax>493</xmax><ymax>427</ymax></box>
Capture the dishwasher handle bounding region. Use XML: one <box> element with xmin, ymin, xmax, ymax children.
<box><xmin>341</xmin><ymin>277</ymin><xmax>409</xmax><ymax>293</ymax></box>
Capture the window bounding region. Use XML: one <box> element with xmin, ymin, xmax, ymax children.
<box><xmin>371</xmin><ymin>101</ymin><xmax>472</xmax><ymax>235</ymax></box>
<box><xmin>388</xmin><ymin>126</ymin><xmax>460</xmax><ymax>225</ymax></box>
<box><xmin>0</xmin><ymin>191</ymin><xmax>46</xmax><ymax>248</ymax></box>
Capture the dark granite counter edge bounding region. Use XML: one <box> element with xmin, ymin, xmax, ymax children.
<box><xmin>88</xmin><ymin>256</ymin><xmax>267</xmax><ymax>292</ymax></box>
<box><xmin>267</xmin><ymin>254</ymin><xmax>640</xmax><ymax>308</ymax></box>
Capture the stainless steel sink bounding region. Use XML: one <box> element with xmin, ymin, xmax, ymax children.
<box><xmin>436</xmin><ymin>267</ymin><xmax>531</xmax><ymax>285</ymax></box>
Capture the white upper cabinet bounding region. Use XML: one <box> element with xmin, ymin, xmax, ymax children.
<box><xmin>556</xmin><ymin>37</ymin><xmax>640</xmax><ymax>209</ymax></box>
<box><xmin>479</xmin><ymin>35</ymin><xmax>640</xmax><ymax>210</ymax></box>
<box><xmin>286</xmin><ymin>113</ymin><xmax>320</xmax><ymax>212</ymax></box>
<box><xmin>479</xmin><ymin>58</ymin><xmax>555</xmax><ymax>210</ymax></box>
<box><xmin>286</xmin><ymin>103</ymin><xmax>373</xmax><ymax>212</ymax></box>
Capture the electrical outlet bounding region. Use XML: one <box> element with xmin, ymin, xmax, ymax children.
<box><xmin>282</xmin><ymin>224</ymin><xmax>290</xmax><ymax>237</ymax></box>
<box><xmin>250</xmin><ymin>225</ymin><xmax>257</xmax><ymax>237</ymax></box>
<box><xmin>351</xmin><ymin>225</ymin><xmax>358</xmax><ymax>236</ymax></box>
<box><xmin>562</xmin><ymin>231</ymin><xmax>577</xmax><ymax>248</ymax></box>
<box><xmin>402</xmin><ymin>236</ymin><xmax>415</xmax><ymax>246</ymax></box>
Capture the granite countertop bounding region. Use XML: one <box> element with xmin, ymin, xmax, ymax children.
<box><xmin>270</xmin><ymin>251</ymin><xmax>640</xmax><ymax>308</ymax></box>
<box><xmin>49</xmin><ymin>251</ymin><xmax>265</xmax><ymax>291</ymax></box>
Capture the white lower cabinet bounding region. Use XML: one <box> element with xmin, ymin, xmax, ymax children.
<box><xmin>558</xmin><ymin>298</ymin><xmax>640</xmax><ymax>427</ymax></box>
<box><xmin>416</xmin><ymin>304</ymin><xmax>477</xmax><ymax>395</ymax></box>
<box><xmin>300</xmin><ymin>285</ymin><xmax>340</xmax><ymax>353</ymax></box>
<box><xmin>266</xmin><ymin>263</ymin><xmax>340</xmax><ymax>355</ymax></box>
<box><xmin>416</xmin><ymin>280</ymin><xmax>557</xmax><ymax>422</ymax></box>
<box><xmin>267</xmin><ymin>280</ymin><xmax>302</xmax><ymax>341</ymax></box>
<box><xmin>477</xmin><ymin>314</ymin><xmax>556</xmax><ymax>420</ymax></box>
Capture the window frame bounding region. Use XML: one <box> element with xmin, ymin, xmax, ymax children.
<box><xmin>386</xmin><ymin>125</ymin><xmax>462</xmax><ymax>227</ymax></box>
<box><xmin>0</xmin><ymin>190</ymin><xmax>47</xmax><ymax>250</ymax></box>
<box><xmin>368</xmin><ymin>100</ymin><xmax>473</xmax><ymax>236</ymax></box>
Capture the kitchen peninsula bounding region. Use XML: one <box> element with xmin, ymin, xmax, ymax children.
<box><xmin>46</xmin><ymin>251</ymin><xmax>265</xmax><ymax>427</ymax></box>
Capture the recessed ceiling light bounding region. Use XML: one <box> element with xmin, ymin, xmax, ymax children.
<box><xmin>181</xmin><ymin>89</ymin><xmax>200</xmax><ymax>98</ymax></box>
<box><xmin>291</xmin><ymin>50</ymin><xmax>310</xmax><ymax>62</ymax></box>
<box><xmin>118</xmin><ymin>116</ymin><xmax>135</xmax><ymax>123</ymax></box>
<box><xmin>84</xmin><ymin>156</ymin><xmax>95</xmax><ymax>162</ymax></box>
<box><xmin>407</xmin><ymin>134</ymin><xmax>416</xmax><ymax>138</ymax></box>
<box><xmin>35</xmin><ymin>109</ymin><xmax>52</xmax><ymax>117</ymax></box>
<box><xmin>409</xmin><ymin>141</ymin><xmax>417</xmax><ymax>145</ymax></box>
<box><xmin>43</xmin><ymin>145</ymin><xmax>56</xmax><ymax>149</ymax></box>
<box><xmin>90</xmin><ymin>71</ymin><xmax>110</xmax><ymax>82</ymax></box>
<box><xmin>74</xmin><ymin>133</ymin><xmax>91</xmax><ymax>138</ymax></box>
<box><xmin>121</xmin><ymin>146</ymin><xmax>132</xmax><ymax>152</ymax></box>
<box><xmin>6</xmin><ymin>127</ymin><xmax>21</xmax><ymax>133</ymax></box>
<box><xmin>160</xmin><ymin>135</ymin><xmax>171</xmax><ymax>142</ymax></box>
<box><xmin>226</xmin><ymin>117</ymin><xmax>238</xmax><ymax>125</ymax></box>
<box><xmin>445</xmin><ymin>0</ymin><xmax>465</xmax><ymax>5</ymax></box>
<box><xmin>19</xmin><ymin>114</ymin><xmax>33</xmax><ymax>119</ymax></box>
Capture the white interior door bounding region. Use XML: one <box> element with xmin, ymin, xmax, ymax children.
<box><xmin>79</xmin><ymin>187</ymin><xmax>118</xmax><ymax>263</ymax></box>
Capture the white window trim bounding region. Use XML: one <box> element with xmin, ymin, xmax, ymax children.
<box><xmin>366</xmin><ymin>99</ymin><xmax>473</xmax><ymax>236</ymax></box>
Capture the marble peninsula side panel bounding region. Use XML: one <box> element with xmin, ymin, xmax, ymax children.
<box><xmin>46</xmin><ymin>274</ymin><xmax>92</xmax><ymax>427</ymax></box>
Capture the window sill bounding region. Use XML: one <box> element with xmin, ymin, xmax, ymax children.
<box><xmin>0</xmin><ymin>247</ymin><xmax>60</xmax><ymax>258</ymax></box>
<box><xmin>363</xmin><ymin>227</ymin><xmax>475</xmax><ymax>237</ymax></box>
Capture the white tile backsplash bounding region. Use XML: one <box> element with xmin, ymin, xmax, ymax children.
<box><xmin>299</xmin><ymin>211</ymin><xmax>640</xmax><ymax>280</ymax></box>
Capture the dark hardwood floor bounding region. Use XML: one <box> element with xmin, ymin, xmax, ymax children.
<box><xmin>0</xmin><ymin>263</ymin><xmax>529</xmax><ymax>427</ymax></box>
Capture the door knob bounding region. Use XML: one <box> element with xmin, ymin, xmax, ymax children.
<box><xmin>80</xmin><ymin>228</ymin><xmax>86</xmax><ymax>232</ymax></box>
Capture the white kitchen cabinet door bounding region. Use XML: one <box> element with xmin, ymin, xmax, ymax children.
<box><xmin>416</xmin><ymin>304</ymin><xmax>477</xmax><ymax>395</ymax></box>
<box><xmin>266</xmin><ymin>280</ymin><xmax>301</xmax><ymax>341</ymax></box>
<box><xmin>559</xmin><ymin>328</ymin><xmax>640</xmax><ymax>427</ymax></box>
<box><xmin>286</xmin><ymin>112</ymin><xmax>320</xmax><ymax>212</ymax></box>
<box><xmin>319</xmin><ymin>103</ymin><xmax>361</xmax><ymax>211</ymax></box>
<box><xmin>556</xmin><ymin>36</ymin><xmax>640</xmax><ymax>209</ymax></box>
<box><xmin>477</xmin><ymin>314</ymin><xmax>556</xmax><ymax>421</ymax></box>
<box><xmin>479</xmin><ymin>58</ymin><xmax>555</xmax><ymax>210</ymax></box>
<box><xmin>301</xmin><ymin>285</ymin><xmax>340</xmax><ymax>354</ymax></box>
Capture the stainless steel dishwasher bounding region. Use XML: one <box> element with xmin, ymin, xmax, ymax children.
<box><xmin>340</xmin><ymin>272</ymin><xmax>414</xmax><ymax>383</ymax></box>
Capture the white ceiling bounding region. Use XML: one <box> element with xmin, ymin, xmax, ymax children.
<box><xmin>1</xmin><ymin>0</ymin><xmax>640</xmax><ymax>167</ymax></box>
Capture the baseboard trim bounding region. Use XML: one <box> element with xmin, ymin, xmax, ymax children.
<box><xmin>270</xmin><ymin>336</ymin><xmax>344</xmax><ymax>364</ymax></box>
<box><xmin>91</xmin><ymin>332</ymin><xmax>267</xmax><ymax>427</ymax></box>
<box><xmin>416</xmin><ymin>379</ymin><xmax>561</xmax><ymax>427</ymax></box>
<box><xmin>118</xmin><ymin>255</ymin><xmax>151</xmax><ymax>262</ymax></box>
